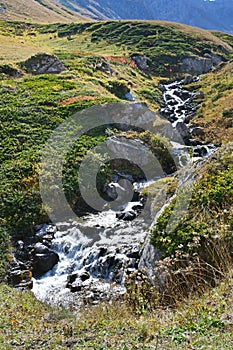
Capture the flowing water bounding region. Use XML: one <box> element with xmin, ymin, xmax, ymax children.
<box><xmin>32</xmin><ymin>185</ymin><xmax>151</xmax><ymax>307</ymax></box>
<box><xmin>32</xmin><ymin>79</ymin><xmax>215</xmax><ymax>307</ymax></box>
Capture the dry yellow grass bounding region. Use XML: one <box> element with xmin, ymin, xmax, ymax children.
<box><xmin>193</xmin><ymin>61</ymin><xmax>233</xmax><ymax>144</ymax></box>
<box><xmin>0</xmin><ymin>0</ymin><xmax>88</xmax><ymax>23</ymax></box>
<box><xmin>0</xmin><ymin>34</ymin><xmax>52</xmax><ymax>62</ymax></box>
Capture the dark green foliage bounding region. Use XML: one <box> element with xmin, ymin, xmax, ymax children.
<box><xmin>151</xmin><ymin>201</ymin><xmax>210</xmax><ymax>257</ymax></box>
<box><xmin>101</xmin><ymin>79</ymin><xmax>129</xmax><ymax>98</ymax></box>
<box><xmin>31</xmin><ymin>21</ymin><xmax>231</xmax><ymax>77</ymax></box>
<box><xmin>0</xmin><ymin>72</ymin><xmax>117</xmax><ymax>235</ymax></box>
<box><xmin>62</xmin><ymin>134</ymin><xmax>107</xmax><ymax>208</ymax></box>
<box><xmin>151</xmin><ymin>145</ymin><xmax>233</xmax><ymax>257</ymax></box>
<box><xmin>137</xmin><ymin>87</ymin><xmax>162</xmax><ymax>104</ymax></box>
<box><xmin>139</xmin><ymin>131</ymin><xmax>176</xmax><ymax>174</ymax></box>
<box><xmin>0</xmin><ymin>226</ymin><xmax>10</xmax><ymax>281</ymax></box>
<box><xmin>222</xmin><ymin>108</ymin><xmax>233</xmax><ymax>118</ymax></box>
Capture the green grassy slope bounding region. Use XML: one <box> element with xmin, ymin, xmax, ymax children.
<box><xmin>0</xmin><ymin>21</ymin><xmax>232</xmax><ymax>235</ymax></box>
<box><xmin>0</xmin><ymin>273</ymin><xmax>232</xmax><ymax>349</ymax></box>
<box><xmin>0</xmin><ymin>0</ymin><xmax>87</xmax><ymax>23</ymax></box>
<box><xmin>0</xmin><ymin>20</ymin><xmax>232</xmax><ymax>349</ymax></box>
<box><xmin>191</xmin><ymin>60</ymin><xmax>233</xmax><ymax>145</ymax></box>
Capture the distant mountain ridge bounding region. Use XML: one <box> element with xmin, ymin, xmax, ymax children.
<box><xmin>0</xmin><ymin>0</ymin><xmax>232</xmax><ymax>33</ymax></box>
<box><xmin>0</xmin><ymin>0</ymin><xmax>87</xmax><ymax>23</ymax></box>
<box><xmin>55</xmin><ymin>0</ymin><xmax>233</xmax><ymax>32</ymax></box>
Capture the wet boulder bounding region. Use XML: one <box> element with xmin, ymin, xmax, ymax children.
<box><xmin>8</xmin><ymin>257</ymin><xmax>33</xmax><ymax>290</ymax></box>
<box><xmin>103</xmin><ymin>183</ymin><xmax>118</xmax><ymax>201</ymax></box>
<box><xmin>70</xmin><ymin>282</ymin><xmax>83</xmax><ymax>293</ymax></box>
<box><xmin>116</xmin><ymin>210</ymin><xmax>136</xmax><ymax>221</ymax></box>
<box><xmin>34</xmin><ymin>224</ymin><xmax>57</xmax><ymax>245</ymax></box>
<box><xmin>176</xmin><ymin>122</ymin><xmax>191</xmax><ymax>141</ymax></box>
<box><xmin>193</xmin><ymin>91</ymin><xmax>205</xmax><ymax>100</ymax></box>
<box><xmin>191</xmin><ymin>126</ymin><xmax>205</xmax><ymax>137</ymax></box>
<box><xmin>193</xmin><ymin>146</ymin><xmax>208</xmax><ymax>157</ymax></box>
<box><xmin>80</xmin><ymin>271</ymin><xmax>90</xmax><ymax>282</ymax></box>
<box><xmin>30</xmin><ymin>243</ymin><xmax>59</xmax><ymax>277</ymax></box>
<box><xmin>67</xmin><ymin>273</ymin><xmax>78</xmax><ymax>285</ymax></box>
<box><xmin>126</xmin><ymin>247</ymin><xmax>141</xmax><ymax>259</ymax></box>
<box><xmin>182</xmin><ymin>74</ymin><xmax>194</xmax><ymax>85</ymax></box>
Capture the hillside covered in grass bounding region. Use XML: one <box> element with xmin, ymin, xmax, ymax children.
<box><xmin>191</xmin><ymin>60</ymin><xmax>233</xmax><ymax>145</ymax></box>
<box><xmin>0</xmin><ymin>19</ymin><xmax>232</xmax><ymax>349</ymax></box>
<box><xmin>0</xmin><ymin>20</ymin><xmax>232</xmax><ymax>235</ymax></box>
<box><xmin>0</xmin><ymin>0</ymin><xmax>87</xmax><ymax>23</ymax></box>
<box><xmin>0</xmin><ymin>273</ymin><xmax>233</xmax><ymax>349</ymax></box>
<box><xmin>55</xmin><ymin>0</ymin><xmax>233</xmax><ymax>33</ymax></box>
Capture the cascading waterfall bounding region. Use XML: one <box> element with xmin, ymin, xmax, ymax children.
<box><xmin>32</xmin><ymin>181</ymin><xmax>152</xmax><ymax>307</ymax></box>
<box><xmin>32</xmin><ymin>78</ymin><xmax>216</xmax><ymax>308</ymax></box>
<box><xmin>160</xmin><ymin>79</ymin><xmax>216</xmax><ymax>158</ymax></box>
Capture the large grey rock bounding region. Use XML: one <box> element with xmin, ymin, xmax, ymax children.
<box><xmin>0</xmin><ymin>64</ymin><xmax>23</xmax><ymax>78</ymax></box>
<box><xmin>131</xmin><ymin>54</ymin><xmax>147</xmax><ymax>70</ymax></box>
<box><xmin>106</xmin><ymin>102</ymin><xmax>155</xmax><ymax>131</ymax></box>
<box><xmin>181</xmin><ymin>56</ymin><xmax>213</xmax><ymax>75</ymax></box>
<box><xmin>204</xmin><ymin>53</ymin><xmax>222</xmax><ymax>65</ymax></box>
<box><xmin>31</xmin><ymin>243</ymin><xmax>59</xmax><ymax>277</ymax></box>
<box><xmin>21</xmin><ymin>53</ymin><xmax>66</xmax><ymax>75</ymax></box>
<box><xmin>106</xmin><ymin>136</ymin><xmax>155</xmax><ymax>167</ymax></box>
<box><xmin>176</xmin><ymin>122</ymin><xmax>191</xmax><ymax>140</ymax></box>
<box><xmin>116</xmin><ymin>210</ymin><xmax>136</xmax><ymax>221</ymax></box>
<box><xmin>138</xmin><ymin>237</ymin><xmax>161</xmax><ymax>281</ymax></box>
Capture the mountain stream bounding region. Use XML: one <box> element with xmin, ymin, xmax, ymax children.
<box><xmin>32</xmin><ymin>78</ymin><xmax>215</xmax><ymax>308</ymax></box>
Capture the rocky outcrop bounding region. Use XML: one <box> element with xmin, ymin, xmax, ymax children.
<box><xmin>181</xmin><ymin>56</ymin><xmax>213</xmax><ymax>75</ymax></box>
<box><xmin>9</xmin><ymin>224</ymin><xmax>59</xmax><ymax>288</ymax></box>
<box><xmin>106</xmin><ymin>135</ymin><xmax>176</xmax><ymax>175</ymax></box>
<box><xmin>8</xmin><ymin>256</ymin><xmax>32</xmax><ymax>290</ymax></box>
<box><xmin>138</xmin><ymin>237</ymin><xmax>161</xmax><ymax>281</ymax></box>
<box><xmin>92</xmin><ymin>57</ymin><xmax>113</xmax><ymax>76</ymax></box>
<box><xmin>204</xmin><ymin>53</ymin><xmax>222</xmax><ymax>66</ymax></box>
<box><xmin>0</xmin><ymin>64</ymin><xmax>23</xmax><ymax>78</ymax></box>
<box><xmin>21</xmin><ymin>53</ymin><xmax>66</xmax><ymax>75</ymax></box>
<box><xmin>131</xmin><ymin>54</ymin><xmax>147</xmax><ymax>70</ymax></box>
<box><xmin>107</xmin><ymin>136</ymin><xmax>154</xmax><ymax>167</ymax></box>
<box><xmin>181</xmin><ymin>53</ymin><xmax>223</xmax><ymax>76</ymax></box>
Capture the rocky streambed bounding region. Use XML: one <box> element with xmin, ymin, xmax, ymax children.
<box><xmin>9</xmin><ymin>77</ymin><xmax>216</xmax><ymax>308</ymax></box>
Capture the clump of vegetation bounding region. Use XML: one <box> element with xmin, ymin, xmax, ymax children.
<box><xmin>149</xmin><ymin>144</ymin><xmax>233</xmax><ymax>302</ymax></box>
<box><xmin>0</xmin><ymin>226</ymin><xmax>10</xmax><ymax>282</ymax></box>
<box><xmin>0</xmin><ymin>273</ymin><xmax>232</xmax><ymax>349</ymax></box>
<box><xmin>139</xmin><ymin>131</ymin><xmax>176</xmax><ymax>174</ymax></box>
<box><xmin>101</xmin><ymin>78</ymin><xmax>129</xmax><ymax>98</ymax></box>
